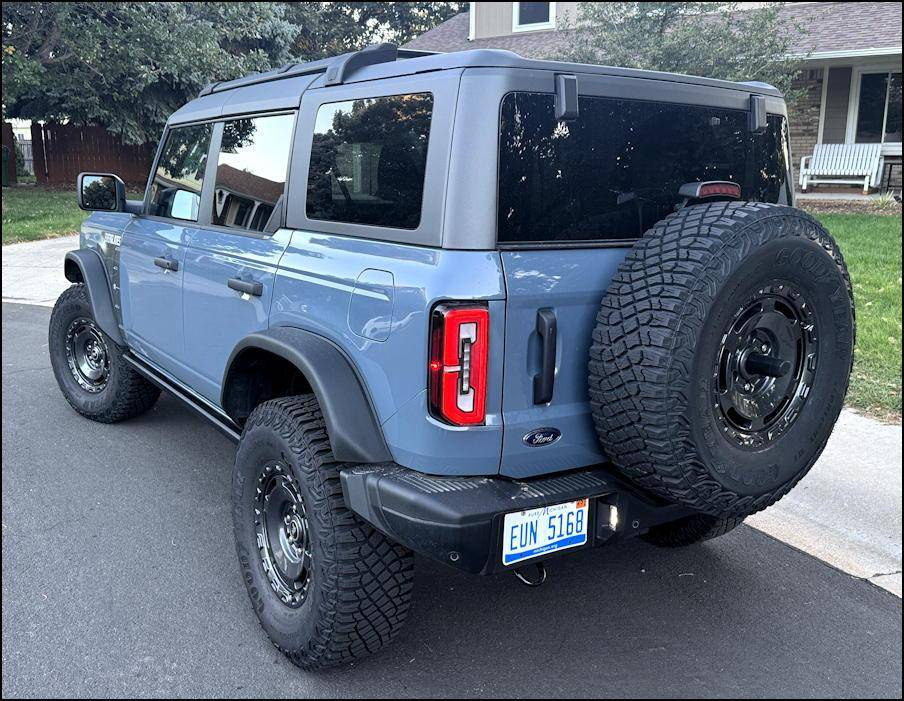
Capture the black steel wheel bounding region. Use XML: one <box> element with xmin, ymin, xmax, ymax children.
<box><xmin>65</xmin><ymin>317</ymin><xmax>111</xmax><ymax>393</ymax></box>
<box><xmin>714</xmin><ymin>282</ymin><xmax>818</xmax><ymax>449</ymax></box>
<box><xmin>254</xmin><ymin>461</ymin><xmax>313</xmax><ymax>608</ymax></box>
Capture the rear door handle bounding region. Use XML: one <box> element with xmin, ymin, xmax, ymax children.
<box><xmin>153</xmin><ymin>256</ymin><xmax>179</xmax><ymax>272</ymax></box>
<box><xmin>227</xmin><ymin>277</ymin><xmax>263</xmax><ymax>297</ymax></box>
<box><xmin>533</xmin><ymin>308</ymin><xmax>557</xmax><ymax>405</ymax></box>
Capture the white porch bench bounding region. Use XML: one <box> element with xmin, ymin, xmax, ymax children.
<box><xmin>799</xmin><ymin>143</ymin><xmax>884</xmax><ymax>193</ymax></box>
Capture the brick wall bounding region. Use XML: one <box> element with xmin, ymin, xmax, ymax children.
<box><xmin>786</xmin><ymin>69</ymin><xmax>823</xmax><ymax>190</ymax></box>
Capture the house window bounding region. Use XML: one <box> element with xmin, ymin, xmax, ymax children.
<box><xmin>853</xmin><ymin>70</ymin><xmax>902</xmax><ymax>145</ymax></box>
<box><xmin>513</xmin><ymin>2</ymin><xmax>555</xmax><ymax>32</ymax></box>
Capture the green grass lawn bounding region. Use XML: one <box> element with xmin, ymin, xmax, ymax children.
<box><xmin>2</xmin><ymin>186</ymin><xmax>88</xmax><ymax>244</ymax></box>
<box><xmin>814</xmin><ymin>212</ymin><xmax>902</xmax><ymax>422</ymax></box>
<box><xmin>2</xmin><ymin>187</ymin><xmax>901</xmax><ymax>420</ymax></box>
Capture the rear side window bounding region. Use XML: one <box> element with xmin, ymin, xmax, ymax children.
<box><xmin>306</xmin><ymin>93</ymin><xmax>433</xmax><ymax>229</ymax></box>
<box><xmin>498</xmin><ymin>93</ymin><xmax>790</xmax><ymax>244</ymax></box>
<box><xmin>148</xmin><ymin>124</ymin><xmax>213</xmax><ymax>221</ymax></box>
<box><xmin>211</xmin><ymin>113</ymin><xmax>295</xmax><ymax>232</ymax></box>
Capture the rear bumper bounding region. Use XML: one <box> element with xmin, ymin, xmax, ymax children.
<box><xmin>340</xmin><ymin>464</ymin><xmax>692</xmax><ymax>574</ymax></box>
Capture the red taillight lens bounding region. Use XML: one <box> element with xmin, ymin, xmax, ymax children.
<box><xmin>428</xmin><ymin>303</ymin><xmax>489</xmax><ymax>426</ymax></box>
<box><xmin>698</xmin><ymin>181</ymin><xmax>741</xmax><ymax>199</ymax></box>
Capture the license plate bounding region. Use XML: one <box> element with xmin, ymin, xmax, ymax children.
<box><xmin>502</xmin><ymin>499</ymin><xmax>589</xmax><ymax>565</ymax></box>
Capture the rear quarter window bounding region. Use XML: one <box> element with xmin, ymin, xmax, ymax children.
<box><xmin>306</xmin><ymin>93</ymin><xmax>433</xmax><ymax>230</ymax></box>
<box><xmin>498</xmin><ymin>92</ymin><xmax>790</xmax><ymax>245</ymax></box>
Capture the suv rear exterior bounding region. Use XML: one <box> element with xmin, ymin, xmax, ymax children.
<box><xmin>50</xmin><ymin>46</ymin><xmax>853</xmax><ymax>670</ymax></box>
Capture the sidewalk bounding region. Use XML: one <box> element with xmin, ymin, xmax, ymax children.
<box><xmin>1</xmin><ymin>234</ymin><xmax>78</xmax><ymax>307</ymax></box>
<box><xmin>2</xmin><ymin>233</ymin><xmax>901</xmax><ymax>596</ymax></box>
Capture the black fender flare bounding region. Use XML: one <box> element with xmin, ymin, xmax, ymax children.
<box><xmin>222</xmin><ymin>327</ymin><xmax>392</xmax><ymax>464</ymax></box>
<box><xmin>64</xmin><ymin>249</ymin><xmax>124</xmax><ymax>345</ymax></box>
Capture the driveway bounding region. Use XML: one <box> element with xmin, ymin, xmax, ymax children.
<box><xmin>1</xmin><ymin>235</ymin><xmax>78</xmax><ymax>307</ymax></box>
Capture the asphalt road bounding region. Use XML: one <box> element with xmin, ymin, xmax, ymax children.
<box><xmin>2</xmin><ymin>302</ymin><xmax>902</xmax><ymax>699</ymax></box>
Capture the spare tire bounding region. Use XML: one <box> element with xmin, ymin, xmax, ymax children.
<box><xmin>589</xmin><ymin>202</ymin><xmax>854</xmax><ymax>518</ymax></box>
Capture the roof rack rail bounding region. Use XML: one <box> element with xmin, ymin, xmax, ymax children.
<box><xmin>198</xmin><ymin>43</ymin><xmax>437</xmax><ymax>98</ymax></box>
<box><xmin>323</xmin><ymin>43</ymin><xmax>398</xmax><ymax>86</ymax></box>
<box><xmin>198</xmin><ymin>59</ymin><xmax>331</xmax><ymax>97</ymax></box>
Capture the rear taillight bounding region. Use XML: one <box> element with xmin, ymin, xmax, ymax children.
<box><xmin>428</xmin><ymin>303</ymin><xmax>489</xmax><ymax>426</ymax></box>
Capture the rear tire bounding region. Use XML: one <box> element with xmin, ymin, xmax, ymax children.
<box><xmin>49</xmin><ymin>284</ymin><xmax>160</xmax><ymax>422</ymax></box>
<box><xmin>232</xmin><ymin>394</ymin><xmax>414</xmax><ymax>671</ymax></box>
<box><xmin>641</xmin><ymin>514</ymin><xmax>744</xmax><ymax>547</ymax></box>
<box><xmin>589</xmin><ymin>203</ymin><xmax>855</xmax><ymax>518</ymax></box>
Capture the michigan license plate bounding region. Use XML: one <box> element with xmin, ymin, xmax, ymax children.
<box><xmin>501</xmin><ymin>499</ymin><xmax>589</xmax><ymax>566</ymax></box>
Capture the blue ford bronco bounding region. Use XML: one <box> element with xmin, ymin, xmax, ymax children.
<box><xmin>51</xmin><ymin>45</ymin><xmax>854</xmax><ymax>670</ymax></box>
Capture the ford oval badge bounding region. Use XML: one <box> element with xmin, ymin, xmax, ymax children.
<box><xmin>523</xmin><ymin>427</ymin><xmax>562</xmax><ymax>447</ymax></box>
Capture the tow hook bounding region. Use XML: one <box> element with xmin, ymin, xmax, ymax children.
<box><xmin>513</xmin><ymin>562</ymin><xmax>547</xmax><ymax>587</ymax></box>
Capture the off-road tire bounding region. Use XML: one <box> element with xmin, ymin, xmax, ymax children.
<box><xmin>49</xmin><ymin>284</ymin><xmax>160</xmax><ymax>422</ymax></box>
<box><xmin>641</xmin><ymin>514</ymin><xmax>745</xmax><ymax>547</ymax></box>
<box><xmin>589</xmin><ymin>202</ymin><xmax>855</xmax><ymax>518</ymax></box>
<box><xmin>233</xmin><ymin>394</ymin><xmax>414</xmax><ymax>671</ymax></box>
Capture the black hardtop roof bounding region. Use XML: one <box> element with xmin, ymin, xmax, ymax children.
<box><xmin>168</xmin><ymin>43</ymin><xmax>781</xmax><ymax>125</ymax></box>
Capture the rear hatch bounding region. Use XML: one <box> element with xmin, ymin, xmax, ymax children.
<box><xmin>497</xmin><ymin>90</ymin><xmax>792</xmax><ymax>478</ymax></box>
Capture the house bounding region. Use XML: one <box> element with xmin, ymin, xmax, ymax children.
<box><xmin>405</xmin><ymin>2</ymin><xmax>903</xmax><ymax>193</ymax></box>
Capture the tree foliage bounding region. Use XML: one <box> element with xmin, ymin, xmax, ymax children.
<box><xmin>558</xmin><ymin>2</ymin><xmax>805</xmax><ymax>98</ymax></box>
<box><xmin>2</xmin><ymin>2</ymin><xmax>463</xmax><ymax>144</ymax></box>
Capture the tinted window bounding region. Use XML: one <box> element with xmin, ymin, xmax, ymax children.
<box><xmin>148</xmin><ymin>124</ymin><xmax>212</xmax><ymax>221</ymax></box>
<box><xmin>212</xmin><ymin>113</ymin><xmax>295</xmax><ymax>232</ymax></box>
<box><xmin>306</xmin><ymin>93</ymin><xmax>433</xmax><ymax>229</ymax></box>
<box><xmin>498</xmin><ymin>93</ymin><xmax>790</xmax><ymax>244</ymax></box>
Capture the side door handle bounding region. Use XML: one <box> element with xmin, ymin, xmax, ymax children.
<box><xmin>227</xmin><ymin>277</ymin><xmax>263</xmax><ymax>297</ymax></box>
<box><xmin>533</xmin><ymin>308</ymin><xmax>557</xmax><ymax>405</ymax></box>
<box><xmin>154</xmin><ymin>256</ymin><xmax>179</xmax><ymax>272</ymax></box>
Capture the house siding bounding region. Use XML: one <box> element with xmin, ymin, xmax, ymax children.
<box><xmin>473</xmin><ymin>2</ymin><xmax>578</xmax><ymax>39</ymax></box>
<box><xmin>822</xmin><ymin>66</ymin><xmax>852</xmax><ymax>143</ymax></box>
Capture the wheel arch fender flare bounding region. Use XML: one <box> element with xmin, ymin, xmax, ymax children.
<box><xmin>63</xmin><ymin>249</ymin><xmax>123</xmax><ymax>345</ymax></box>
<box><xmin>222</xmin><ymin>327</ymin><xmax>392</xmax><ymax>464</ymax></box>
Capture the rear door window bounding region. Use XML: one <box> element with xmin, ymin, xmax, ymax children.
<box><xmin>148</xmin><ymin>124</ymin><xmax>213</xmax><ymax>221</ymax></box>
<box><xmin>306</xmin><ymin>93</ymin><xmax>433</xmax><ymax>229</ymax></box>
<box><xmin>498</xmin><ymin>92</ymin><xmax>790</xmax><ymax>244</ymax></box>
<box><xmin>211</xmin><ymin>113</ymin><xmax>295</xmax><ymax>232</ymax></box>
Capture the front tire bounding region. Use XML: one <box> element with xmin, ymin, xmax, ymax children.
<box><xmin>232</xmin><ymin>395</ymin><xmax>413</xmax><ymax>671</ymax></box>
<box><xmin>49</xmin><ymin>284</ymin><xmax>160</xmax><ymax>422</ymax></box>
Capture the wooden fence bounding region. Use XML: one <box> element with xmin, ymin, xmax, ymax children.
<box><xmin>30</xmin><ymin>122</ymin><xmax>155</xmax><ymax>187</ymax></box>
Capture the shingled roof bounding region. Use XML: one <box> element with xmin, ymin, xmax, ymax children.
<box><xmin>403</xmin><ymin>2</ymin><xmax>902</xmax><ymax>60</ymax></box>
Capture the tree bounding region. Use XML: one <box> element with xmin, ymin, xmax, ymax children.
<box><xmin>558</xmin><ymin>2</ymin><xmax>805</xmax><ymax>98</ymax></box>
<box><xmin>2</xmin><ymin>2</ymin><xmax>298</xmax><ymax>143</ymax></box>
<box><xmin>2</xmin><ymin>2</ymin><xmax>463</xmax><ymax>144</ymax></box>
<box><xmin>284</xmin><ymin>2</ymin><xmax>465</xmax><ymax>59</ymax></box>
